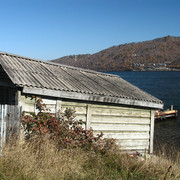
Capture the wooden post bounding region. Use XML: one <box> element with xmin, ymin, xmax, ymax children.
<box><xmin>149</xmin><ymin>110</ymin><xmax>155</xmax><ymax>154</ymax></box>
<box><xmin>15</xmin><ymin>90</ymin><xmax>21</xmax><ymax>106</ymax></box>
<box><xmin>0</xmin><ymin>105</ymin><xmax>4</xmax><ymax>151</ymax></box>
<box><xmin>0</xmin><ymin>105</ymin><xmax>8</xmax><ymax>151</ymax></box>
<box><xmin>3</xmin><ymin>122</ymin><xmax>6</xmax><ymax>144</ymax></box>
<box><xmin>86</xmin><ymin>105</ymin><xmax>92</xmax><ymax>130</ymax></box>
<box><xmin>55</xmin><ymin>100</ymin><xmax>62</xmax><ymax>117</ymax></box>
<box><xmin>171</xmin><ymin>105</ymin><xmax>173</xmax><ymax>110</ymax></box>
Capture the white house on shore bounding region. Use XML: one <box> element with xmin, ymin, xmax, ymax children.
<box><xmin>0</xmin><ymin>51</ymin><xmax>163</xmax><ymax>154</ymax></box>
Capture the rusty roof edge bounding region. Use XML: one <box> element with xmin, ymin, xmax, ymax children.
<box><xmin>0</xmin><ymin>51</ymin><xmax>119</xmax><ymax>78</ymax></box>
<box><xmin>22</xmin><ymin>87</ymin><xmax>164</xmax><ymax>109</ymax></box>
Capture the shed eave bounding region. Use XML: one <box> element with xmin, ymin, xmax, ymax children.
<box><xmin>22</xmin><ymin>87</ymin><xmax>163</xmax><ymax>109</ymax></box>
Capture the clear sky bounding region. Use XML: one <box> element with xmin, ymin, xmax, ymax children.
<box><xmin>0</xmin><ymin>0</ymin><xmax>179</xmax><ymax>60</ymax></box>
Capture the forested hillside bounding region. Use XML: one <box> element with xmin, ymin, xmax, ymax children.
<box><xmin>51</xmin><ymin>36</ymin><xmax>180</xmax><ymax>71</ymax></box>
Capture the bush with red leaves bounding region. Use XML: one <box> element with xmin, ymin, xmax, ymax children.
<box><xmin>21</xmin><ymin>97</ymin><xmax>116</xmax><ymax>153</ymax></box>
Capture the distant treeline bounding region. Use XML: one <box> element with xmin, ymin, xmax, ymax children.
<box><xmin>51</xmin><ymin>36</ymin><xmax>180</xmax><ymax>71</ymax></box>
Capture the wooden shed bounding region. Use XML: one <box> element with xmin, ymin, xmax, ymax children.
<box><xmin>0</xmin><ymin>51</ymin><xmax>163</xmax><ymax>154</ymax></box>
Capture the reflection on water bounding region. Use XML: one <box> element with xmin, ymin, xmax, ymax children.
<box><xmin>108</xmin><ymin>71</ymin><xmax>180</xmax><ymax>149</ymax></box>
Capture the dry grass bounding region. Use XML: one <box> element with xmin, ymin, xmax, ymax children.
<box><xmin>154</xmin><ymin>141</ymin><xmax>180</xmax><ymax>164</ymax></box>
<box><xmin>0</xmin><ymin>137</ymin><xmax>180</xmax><ymax>180</ymax></box>
<box><xmin>1</xmin><ymin>137</ymin><xmax>89</xmax><ymax>179</ymax></box>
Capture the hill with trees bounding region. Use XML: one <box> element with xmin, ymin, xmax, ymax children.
<box><xmin>51</xmin><ymin>36</ymin><xmax>180</xmax><ymax>71</ymax></box>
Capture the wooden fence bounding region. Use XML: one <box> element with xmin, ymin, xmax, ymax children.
<box><xmin>0</xmin><ymin>105</ymin><xmax>21</xmax><ymax>151</ymax></box>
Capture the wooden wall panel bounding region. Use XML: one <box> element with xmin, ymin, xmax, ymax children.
<box><xmin>119</xmin><ymin>146</ymin><xmax>149</xmax><ymax>151</ymax></box>
<box><xmin>61</xmin><ymin>106</ymin><xmax>87</xmax><ymax>115</ymax></box>
<box><xmin>90</xmin><ymin>104</ymin><xmax>151</xmax><ymax>153</ymax></box>
<box><xmin>19</xmin><ymin>95</ymin><xmax>152</xmax><ymax>154</ymax></box>
<box><xmin>99</xmin><ymin>132</ymin><xmax>150</xmax><ymax>140</ymax></box>
<box><xmin>20</xmin><ymin>96</ymin><xmax>36</xmax><ymax>113</ymax></box>
<box><xmin>91</xmin><ymin>107</ymin><xmax>150</xmax><ymax>117</ymax></box>
<box><xmin>116</xmin><ymin>139</ymin><xmax>149</xmax><ymax>147</ymax></box>
<box><xmin>91</xmin><ymin>115</ymin><xmax>150</xmax><ymax>125</ymax></box>
<box><xmin>91</xmin><ymin>124</ymin><xmax>150</xmax><ymax>131</ymax></box>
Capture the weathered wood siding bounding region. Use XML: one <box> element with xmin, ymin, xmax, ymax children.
<box><xmin>0</xmin><ymin>104</ymin><xmax>21</xmax><ymax>150</ymax></box>
<box><xmin>61</xmin><ymin>101</ymin><xmax>87</xmax><ymax>129</ymax></box>
<box><xmin>19</xmin><ymin>94</ymin><xmax>153</xmax><ymax>154</ymax></box>
<box><xmin>90</xmin><ymin>105</ymin><xmax>151</xmax><ymax>154</ymax></box>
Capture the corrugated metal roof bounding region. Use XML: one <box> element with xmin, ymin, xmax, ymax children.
<box><xmin>0</xmin><ymin>52</ymin><xmax>163</xmax><ymax>108</ymax></box>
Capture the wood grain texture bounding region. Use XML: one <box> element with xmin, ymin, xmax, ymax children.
<box><xmin>101</xmin><ymin>132</ymin><xmax>149</xmax><ymax>140</ymax></box>
<box><xmin>91</xmin><ymin>107</ymin><xmax>150</xmax><ymax>117</ymax></box>
<box><xmin>91</xmin><ymin>116</ymin><xmax>150</xmax><ymax>125</ymax></box>
<box><xmin>91</xmin><ymin>124</ymin><xmax>150</xmax><ymax>131</ymax></box>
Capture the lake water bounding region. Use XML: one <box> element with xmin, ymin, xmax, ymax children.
<box><xmin>108</xmin><ymin>71</ymin><xmax>180</xmax><ymax>149</ymax></box>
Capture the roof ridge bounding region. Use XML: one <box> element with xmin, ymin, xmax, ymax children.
<box><xmin>0</xmin><ymin>51</ymin><xmax>118</xmax><ymax>78</ymax></box>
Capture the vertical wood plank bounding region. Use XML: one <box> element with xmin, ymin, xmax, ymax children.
<box><xmin>5</xmin><ymin>105</ymin><xmax>21</xmax><ymax>139</ymax></box>
<box><xmin>55</xmin><ymin>100</ymin><xmax>62</xmax><ymax>113</ymax></box>
<box><xmin>149</xmin><ymin>110</ymin><xmax>155</xmax><ymax>154</ymax></box>
<box><xmin>4</xmin><ymin>105</ymin><xmax>7</xmax><ymax>145</ymax></box>
<box><xmin>0</xmin><ymin>105</ymin><xmax>4</xmax><ymax>150</ymax></box>
<box><xmin>3</xmin><ymin>122</ymin><xmax>6</xmax><ymax>144</ymax></box>
<box><xmin>55</xmin><ymin>100</ymin><xmax>62</xmax><ymax>117</ymax></box>
<box><xmin>86</xmin><ymin>105</ymin><xmax>92</xmax><ymax>130</ymax></box>
<box><xmin>15</xmin><ymin>90</ymin><xmax>21</xmax><ymax>106</ymax></box>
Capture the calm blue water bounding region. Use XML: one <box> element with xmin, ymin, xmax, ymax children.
<box><xmin>108</xmin><ymin>71</ymin><xmax>180</xmax><ymax>148</ymax></box>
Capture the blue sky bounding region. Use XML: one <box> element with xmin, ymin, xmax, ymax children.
<box><xmin>0</xmin><ymin>0</ymin><xmax>179</xmax><ymax>60</ymax></box>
